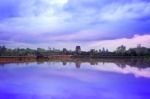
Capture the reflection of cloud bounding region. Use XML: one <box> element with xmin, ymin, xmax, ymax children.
<box><xmin>0</xmin><ymin>62</ymin><xmax>150</xmax><ymax>99</ymax></box>
<box><xmin>94</xmin><ymin>63</ymin><xmax>150</xmax><ymax>78</ymax></box>
<box><xmin>1</xmin><ymin>61</ymin><xmax>150</xmax><ymax>79</ymax></box>
<box><xmin>56</xmin><ymin>62</ymin><xmax>150</xmax><ymax>78</ymax></box>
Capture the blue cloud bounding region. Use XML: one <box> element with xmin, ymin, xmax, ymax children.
<box><xmin>0</xmin><ymin>1</ymin><xmax>20</xmax><ymax>20</ymax></box>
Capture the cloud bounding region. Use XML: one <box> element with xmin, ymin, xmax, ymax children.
<box><xmin>89</xmin><ymin>34</ymin><xmax>150</xmax><ymax>51</ymax></box>
<box><xmin>0</xmin><ymin>0</ymin><xmax>150</xmax><ymax>48</ymax></box>
<box><xmin>100</xmin><ymin>1</ymin><xmax>150</xmax><ymax>21</ymax></box>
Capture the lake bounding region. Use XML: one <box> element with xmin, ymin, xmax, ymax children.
<box><xmin>0</xmin><ymin>59</ymin><xmax>150</xmax><ymax>99</ymax></box>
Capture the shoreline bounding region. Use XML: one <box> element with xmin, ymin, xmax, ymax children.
<box><xmin>0</xmin><ymin>55</ymin><xmax>150</xmax><ymax>65</ymax></box>
<box><xmin>0</xmin><ymin>55</ymin><xmax>149</xmax><ymax>60</ymax></box>
<box><xmin>0</xmin><ymin>55</ymin><xmax>149</xmax><ymax>58</ymax></box>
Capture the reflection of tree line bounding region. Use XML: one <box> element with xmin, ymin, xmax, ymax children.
<box><xmin>37</xmin><ymin>58</ymin><xmax>150</xmax><ymax>69</ymax></box>
<box><xmin>44</xmin><ymin>59</ymin><xmax>150</xmax><ymax>68</ymax></box>
<box><xmin>0</xmin><ymin>57</ymin><xmax>150</xmax><ymax>69</ymax></box>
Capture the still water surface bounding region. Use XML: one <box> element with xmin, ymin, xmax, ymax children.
<box><xmin>0</xmin><ymin>60</ymin><xmax>150</xmax><ymax>99</ymax></box>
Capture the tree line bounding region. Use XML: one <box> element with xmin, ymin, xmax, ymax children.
<box><xmin>0</xmin><ymin>45</ymin><xmax>150</xmax><ymax>57</ymax></box>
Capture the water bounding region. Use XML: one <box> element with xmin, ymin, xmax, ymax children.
<box><xmin>0</xmin><ymin>60</ymin><xmax>150</xmax><ymax>99</ymax></box>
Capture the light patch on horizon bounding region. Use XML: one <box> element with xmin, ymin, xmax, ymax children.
<box><xmin>1</xmin><ymin>34</ymin><xmax>150</xmax><ymax>51</ymax></box>
<box><xmin>89</xmin><ymin>34</ymin><xmax>150</xmax><ymax>51</ymax></box>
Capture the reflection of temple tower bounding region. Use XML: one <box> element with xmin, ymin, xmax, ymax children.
<box><xmin>116</xmin><ymin>63</ymin><xmax>126</xmax><ymax>69</ymax></box>
<box><xmin>90</xmin><ymin>61</ymin><xmax>98</xmax><ymax>65</ymax></box>
<box><xmin>62</xmin><ymin>61</ymin><xmax>67</xmax><ymax>66</ymax></box>
<box><xmin>75</xmin><ymin>62</ymin><xmax>81</xmax><ymax>68</ymax></box>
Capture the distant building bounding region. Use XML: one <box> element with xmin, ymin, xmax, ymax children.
<box><xmin>134</xmin><ymin>44</ymin><xmax>147</xmax><ymax>55</ymax></box>
<box><xmin>90</xmin><ymin>49</ymin><xmax>96</xmax><ymax>54</ymax></box>
<box><xmin>76</xmin><ymin>46</ymin><xmax>81</xmax><ymax>54</ymax></box>
<box><xmin>90</xmin><ymin>49</ymin><xmax>95</xmax><ymax>53</ymax></box>
<box><xmin>106</xmin><ymin>49</ymin><xmax>109</xmax><ymax>52</ymax></box>
<box><xmin>99</xmin><ymin>49</ymin><xmax>102</xmax><ymax>53</ymax></box>
<box><xmin>116</xmin><ymin>45</ymin><xmax>126</xmax><ymax>53</ymax></box>
<box><xmin>137</xmin><ymin>44</ymin><xmax>142</xmax><ymax>48</ymax></box>
<box><xmin>102</xmin><ymin>47</ymin><xmax>105</xmax><ymax>53</ymax></box>
<box><xmin>63</xmin><ymin>48</ymin><xmax>67</xmax><ymax>54</ymax></box>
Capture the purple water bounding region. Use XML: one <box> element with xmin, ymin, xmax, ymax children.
<box><xmin>0</xmin><ymin>61</ymin><xmax>150</xmax><ymax>99</ymax></box>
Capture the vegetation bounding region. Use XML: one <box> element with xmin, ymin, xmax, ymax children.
<box><xmin>0</xmin><ymin>45</ymin><xmax>150</xmax><ymax>58</ymax></box>
<box><xmin>0</xmin><ymin>46</ymin><xmax>73</xmax><ymax>57</ymax></box>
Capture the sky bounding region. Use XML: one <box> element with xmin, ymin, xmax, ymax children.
<box><xmin>0</xmin><ymin>0</ymin><xmax>150</xmax><ymax>51</ymax></box>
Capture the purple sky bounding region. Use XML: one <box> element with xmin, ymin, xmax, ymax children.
<box><xmin>0</xmin><ymin>0</ymin><xmax>150</xmax><ymax>51</ymax></box>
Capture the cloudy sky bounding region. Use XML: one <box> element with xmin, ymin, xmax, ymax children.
<box><xmin>0</xmin><ymin>0</ymin><xmax>150</xmax><ymax>51</ymax></box>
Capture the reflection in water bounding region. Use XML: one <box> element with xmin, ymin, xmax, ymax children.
<box><xmin>1</xmin><ymin>59</ymin><xmax>150</xmax><ymax>78</ymax></box>
<box><xmin>0</xmin><ymin>59</ymin><xmax>150</xmax><ymax>99</ymax></box>
<box><xmin>75</xmin><ymin>62</ymin><xmax>81</xmax><ymax>69</ymax></box>
<box><xmin>0</xmin><ymin>59</ymin><xmax>150</xmax><ymax>78</ymax></box>
<box><xmin>62</xmin><ymin>61</ymin><xmax>67</xmax><ymax>66</ymax></box>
